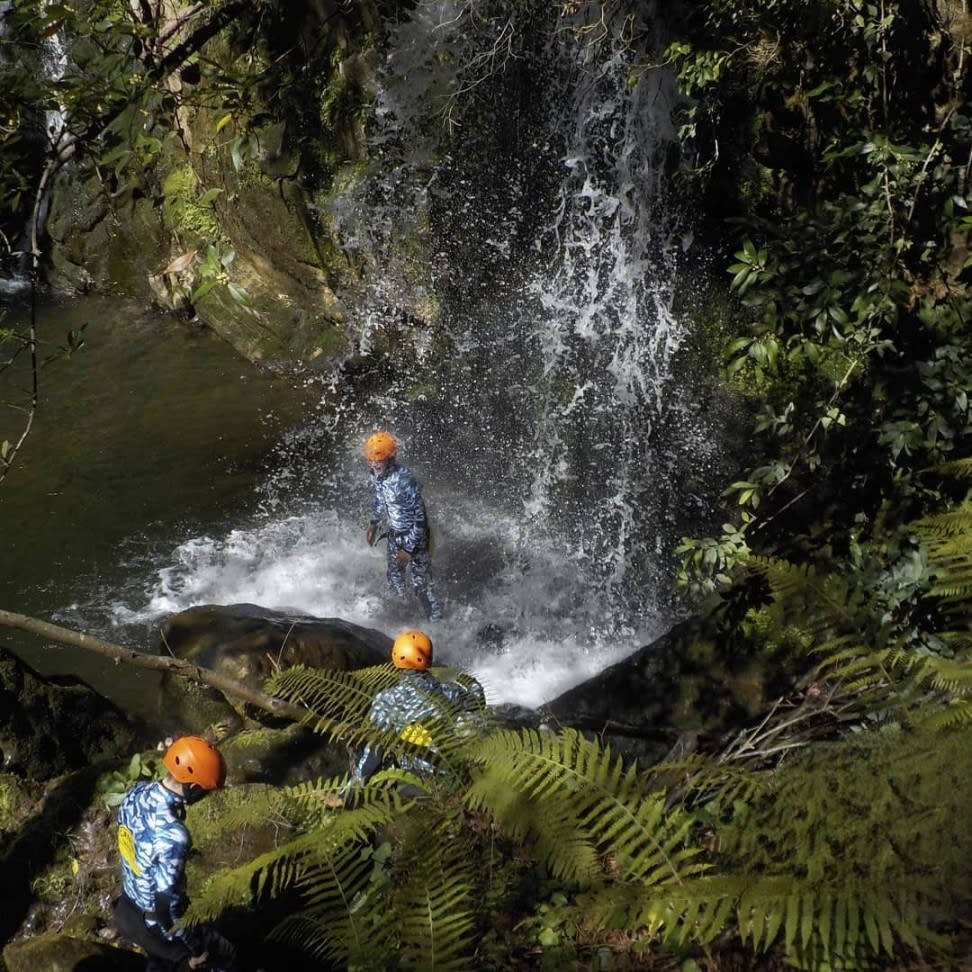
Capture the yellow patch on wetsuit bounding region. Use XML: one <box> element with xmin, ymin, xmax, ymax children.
<box><xmin>117</xmin><ymin>825</ymin><xmax>141</xmax><ymax>875</ymax></box>
<box><xmin>400</xmin><ymin>723</ymin><xmax>433</xmax><ymax>748</ymax></box>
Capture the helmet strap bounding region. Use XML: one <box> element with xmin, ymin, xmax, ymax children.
<box><xmin>182</xmin><ymin>782</ymin><xmax>208</xmax><ymax>805</ymax></box>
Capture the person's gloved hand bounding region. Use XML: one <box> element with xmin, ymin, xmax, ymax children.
<box><xmin>366</xmin><ymin>524</ymin><xmax>377</xmax><ymax>546</ymax></box>
<box><xmin>394</xmin><ymin>549</ymin><xmax>411</xmax><ymax>568</ymax></box>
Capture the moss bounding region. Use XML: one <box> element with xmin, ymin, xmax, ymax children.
<box><xmin>184</xmin><ymin>781</ymin><xmax>295</xmax><ymax>880</ymax></box>
<box><xmin>0</xmin><ymin>773</ymin><xmax>36</xmax><ymax>833</ymax></box>
<box><xmin>160</xmin><ymin>164</ymin><xmax>224</xmax><ymax>243</ymax></box>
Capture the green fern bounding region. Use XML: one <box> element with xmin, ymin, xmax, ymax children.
<box><xmin>466</xmin><ymin>727</ymin><xmax>708</xmax><ymax>888</ymax></box>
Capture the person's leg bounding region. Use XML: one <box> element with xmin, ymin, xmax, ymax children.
<box><xmin>385</xmin><ymin>539</ymin><xmax>407</xmax><ymax>598</ymax></box>
<box><xmin>193</xmin><ymin>924</ymin><xmax>239</xmax><ymax>970</ymax></box>
<box><xmin>408</xmin><ymin>550</ymin><xmax>442</xmax><ymax>620</ymax></box>
<box><xmin>113</xmin><ymin>896</ymin><xmax>186</xmax><ymax>969</ymax></box>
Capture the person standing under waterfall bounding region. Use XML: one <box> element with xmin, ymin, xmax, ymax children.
<box><xmin>363</xmin><ymin>430</ymin><xmax>443</xmax><ymax>622</ymax></box>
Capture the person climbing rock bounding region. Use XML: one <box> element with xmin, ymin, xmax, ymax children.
<box><xmin>351</xmin><ymin>629</ymin><xmax>485</xmax><ymax>788</ymax></box>
<box><xmin>113</xmin><ymin>736</ymin><xmax>238</xmax><ymax>971</ymax></box>
<box><xmin>363</xmin><ymin>430</ymin><xmax>443</xmax><ymax>621</ymax></box>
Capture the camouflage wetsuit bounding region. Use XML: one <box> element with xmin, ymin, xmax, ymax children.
<box><xmin>114</xmin><ymin>781</ymin><xmax>235</xmax><ymax>971</ymax></box>
<box><xmin>352</xmin><ymin>669</ymin><xmax>485</xmax><ymax>784</ymax></box>
<box><xmin>368</xmin><ymin>460</ymin><xmax>442</xmax><ymax>620</ymax></box>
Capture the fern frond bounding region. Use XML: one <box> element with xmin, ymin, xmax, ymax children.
<box><xmin>649</xmin><ymin>755</ymin><xmax>773</xmax><ymax>809</ymax></box>
<box><xmin>923</xmin><ymin>457</ymin><xmax>972</xmax><ymax>480</ymax></box>
<box><xmin>919</xmin><ymin>697</ymin><xmax>972</xmax><ymax>731</ymax></box>
<box><xmin>749</xmin><ymin>556</ymin><xmax>871</xmax><ymax>635</ymax></box>
<box><xmin>907</xmin><ymin>654</ymin><xmax>972</xmax><ymax>694</ymax></box>
<box><xmin>187</xmin><ymin>829</ymin><xmax>322</xmax><ymax>922</ymax></box>
<box><xmin>467</xmin><ymin>728</ymin><xmax>708</xmax><ymax>886</ymax></box>
<box><xmin>914</xmin><ymin>507</ymin><xmax>972</xmax><ymax>540</ymax></box>
<box><xmin>266</xmin><ymin>664</ymin><xmax>395</xmax><ymax>740</ymax></box>
<box><xmin>395</xmin><ymin>870</ymin><xmax>478</xmax><ymax>972</ymax></box>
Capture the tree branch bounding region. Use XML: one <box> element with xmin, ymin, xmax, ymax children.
<box><xmin>0</xmin><ymin>608</ymin><xmax>313</xmax><ymax>725</ymax></box>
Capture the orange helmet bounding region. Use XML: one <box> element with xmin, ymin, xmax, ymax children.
<box><xmin>392</xmin><ymin>630</ymin><xmax>433</xmax><ymax>670</ymax></box>
<box><xmin>162</xmin><ymin>736</ymin><xmax>226</xmax><ymax>791</ymax></box>
<box><xmin>363</xmin><ymin>431</ymin><xmax>397</xmax><ymax>462</ymax></box>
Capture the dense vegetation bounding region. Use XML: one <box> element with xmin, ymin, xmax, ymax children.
<box><xmin>1</xmin><ymin>0</ymin><xmax>970</xmax><ymax>969</ymax></box>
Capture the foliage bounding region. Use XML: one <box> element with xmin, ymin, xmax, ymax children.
<box><xmin>660</xmin><ymin>10</ymin><xmax>972</xmax><ymax>967</ymax></box>
<box><xmin>95</xmin><ymin>751</ymin><xmax>162</xmax><ymax>809</ymax></box>
<box><xmin>182</xmin><ymin>646</ymin><xmax>972</xmax><ymax>970</ymax></box>
<box><xmin>669</xmin><ymin>0</ymin><xmax>971</xmax><ymax>592</ymax></box>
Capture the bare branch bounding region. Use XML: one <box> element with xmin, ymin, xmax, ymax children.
<box><xmin>0</xmin><ymin>608</ymin><xmax>314</xmax><ymax>724</ymax></box>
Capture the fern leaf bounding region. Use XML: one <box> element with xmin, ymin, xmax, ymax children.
<box><xmin>467</xmin><ymin>728</ymin><xmax>708</xmax><ymax>887</ymax></box>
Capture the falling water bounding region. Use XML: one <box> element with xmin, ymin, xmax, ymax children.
<box><xmin>107</xmin><ymin>1</ymin><xmax>727</xmax><ymax>708</ymax></box>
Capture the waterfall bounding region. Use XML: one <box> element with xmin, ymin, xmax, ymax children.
<box><xmin>330</xmin><ymin>1</ymin><xmax>710</xmax><ymax>608</ymax></box>
<box><xmin>115</xmin><ymin>0</ymin><xmax>728</xmax><ymax>707</ymax></box>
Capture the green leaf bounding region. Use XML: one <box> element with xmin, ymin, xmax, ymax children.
<box><xmin>227</xmin><ymin>281</ymin><xmax>252</xmax><ymax>306</ymax></box>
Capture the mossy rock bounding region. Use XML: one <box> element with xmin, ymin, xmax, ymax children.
<box><xmin>2</xmin><ymin>931</ymin><xmax>142</xmax><ymax>971</ymax></box>
<box><xmin>0</xmin><ymin>647</ymin><xmax>141</xmax><ymax>781</ymax></box>
<box><xmin>540</xmin><ymin>615</ymin><xmax>802</xmax><ymax>761</ymax></box>
<box><xmin>160</xmin><ymin>603</ymin><xmax>391</xmax><ymax>684</ymax></box>
<box><xmin>153</xmin><ymin>603</ymin><xmax>391</xmax><ymax>737</ymax></box>
<box><xmin>217</xmin><ymin>723</ymin><xmax>351</xmax><ymax>786</ymax></box>
<box><xmin>0</xmin><ymin>772</ymin><xmax>41</xmax><ymax>833</ymax></box>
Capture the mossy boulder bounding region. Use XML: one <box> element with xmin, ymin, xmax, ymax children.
<box><xmin>2</xmin><ymin>931</ymin><xmax>143</xmax><ymax>971</ymax></box>
<box><xmin>161</xmin><ymin>603</ymin><xmax>391</xmax><ymax>681</ymax></box>
<box><xmin>0</xmin><ymin>647</ymin><xmax>141</xmax><ymax>781</ymax></box>
<box><xmin>217</xmin><ymin>723</ymin><xmax>351</xmax><ymax>786</ymax></box>
<box><xmin>540</xmin><ymin>615</ymin><xmax>802</xmax><ymax>762</ymax></box>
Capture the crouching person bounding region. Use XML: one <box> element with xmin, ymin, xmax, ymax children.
<box><xmin>351</xmin><ymin>629</ymin><xmax>485</xmax><ymax>793</ymax></box>
<box><xmin>113</xmin><ymin>736</ymin><xmax>238</xmax><ymax>971</ymax></box>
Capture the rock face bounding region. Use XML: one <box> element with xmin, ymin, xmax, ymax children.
<box><xmin>0</xmin><ymin>647</ymin><xmax>140</xmax><ymax>781</ymax></box>
<box><xmin>539</xmin><ymin>616</ymin><xmax>797</xmax><ymax>762</ymax></box>
<box><xmin>2</xmin><ymin>931</ymin><xmax>143</xmax><ymax>972</ymax></box>
<box><xmin>40</xmin><ymin>5</ymin><xmax>435</xmax><ymax>372</ymax></box>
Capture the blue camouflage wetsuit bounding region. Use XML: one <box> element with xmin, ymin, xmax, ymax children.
<box><xmin>352</xmin><ymin>669</ymin><xmax>485</xmax><ymax>785</ymax></box>
<box><xmin>116</xmin><ymin>781</ymin><xmax>197</xmax><ymax>970</ymax></box>
<box><xmin>368</xmin><ymin>461</ymin><xmax>442</xmax><ymax>621</ymax></box>
<box><xmin>115</xmin><ymin>782</ymin><xmax>237</xmax><ymax>971</ymax></box>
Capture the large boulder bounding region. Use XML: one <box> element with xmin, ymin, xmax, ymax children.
<box><xmin>539</xmin><ymin>616</ymin><xmax>800</xmax><ymax>763</ymax></box>
<box><xmin>2</xmin><ymin>930</ymin><xmax>143</xmax><ymax>972</ymax></box>
<box><xmin>161</xmin><ymin>603</ymin><xmax>391</xmax><ymax>678</ymax></box>
<box><xmin>153</xmin><ymin>603</ymin><xmax>392</xmax><ymax>736</ymax></box>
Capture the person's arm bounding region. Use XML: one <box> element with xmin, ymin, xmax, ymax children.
<box><xmin>152</xmin><ymin>827</ymin><xmax>207</xmax><ymax>961</ymax></box>
<box><xmin>441</xmin><ymin>674</ymin><xmax>484</xmax><ymax>704</ymax></box>
<box><xmin>366</xmin><ymin>476</ymin><xmax>384</xmax><ymax>544</ymax></box>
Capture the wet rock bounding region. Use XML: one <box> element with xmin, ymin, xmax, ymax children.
<box><xmin>153</xmin><ymin>603</ymin><xmax>391</xmax><ymax>736</ymax></box>
<box><xmin>161</xmin><ymin>603</ymin><xmax>391</xmax><ymax>681</ymax></box>
<box><xmin>539</xmin><ymin>616</ymin><xmax>798</xmax><ymax>763</ymax></box>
